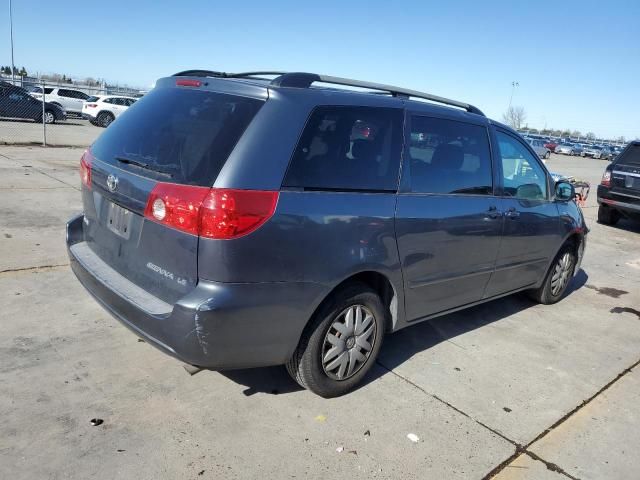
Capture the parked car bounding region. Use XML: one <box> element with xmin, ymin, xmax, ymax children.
<box><xmin>599</xmin><ymin>146</ymin><xmax>616</xmax><ymax>161</ymax></box>
<box><xmin>597</xmin><ymin>141</ymin><xmax>640</xmax><ymax>225</ymax></box>
<box><xmin>582</xmin><ymin>145</ymin><xmax>603</xmax><ymax>158</ymax></box>
<box><xmin>82</xmin><ymin>95</ymin><xmax>137</xmax><ymax>127</ymax></box>
<box><xmin>0</xmin><ymin>81</ymin><xmax>66</xmax><ymax>123</ymax></box>
<box><xmin>572</xmin><ymin>143</ymin><xmax>585</xmax><ymax>156</ymax></box>
<box><xmin>555</xmin><ymin>143</ymin><xmax>576</xmax><ymax>155</ymax></box>
<box><xmin>527</xmin><ymin>138</ymin><xmax>551</xmax><ymax>159</ymax></box>
<box><xmin>66</xmin><ymin>70</ymin><xmax>587</xmax><ymax>397</ymax></box>
<box><xmin>29</xmin><ymin>87</ymin><xmax>90</xmax><ymax>117</ymax></box>
<box><xmin>544</xmin><ymin>140</ymin><xmax>558</xmax><ymax>152</ymax></box>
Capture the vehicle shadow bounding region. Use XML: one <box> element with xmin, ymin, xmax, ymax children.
<box><xmin>607</xmin><ymin>218</ymin><xmax>640</xmax><ymax>234</ymax></box>
<box><xmin>218</xmin><ymin>269</ymin><xmax>588</xmax><ymax>396</ymax></box>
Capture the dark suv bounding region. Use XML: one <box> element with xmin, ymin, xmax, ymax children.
<box><xmin>66</xmin><ymin>70</ymin><xmax>587</xmax><ymax>397</ymax></box>
<box><xmin>597</xmin><ymin>141</ymin><xmax>640</xmax><ymax>225</ymax></box>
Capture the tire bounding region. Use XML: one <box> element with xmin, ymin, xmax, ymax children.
<box><xmin>544</xmin><ymin>151</ymin><xmax>550</xmax><ymax>159</ymax></box>
<box><xmin>286</xmin><ymin>282</ymin><xmax>386</xmax><ymax>397</ymax></box>
<box><xmin>597</xmin><ymin>205</ymin><xmax>620</xmax><ymax>225</ymax></box>
<box><xmin>42</xmin><ymin>110</ymin><xmax>56</xmax><ymax>124</ymax></box>
<box><xmin>528</xmin><ymin>245</ymin><xmax>576</xmax><ymax>305</ymax></box>
<box><xmin>580</xmin><ymin>152</ymin><xmax>585</xmax><ymax>157</ymax></box>
<box><xmin>97</xmin><ymin>111</ymin><xmax>114</xmax><ymax>128</ymax></box>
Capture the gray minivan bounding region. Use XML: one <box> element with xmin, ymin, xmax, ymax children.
<box><xmin>66</xmin><ymin>70</ymin><xmax>587</xmax><ymax>397</ymax></box>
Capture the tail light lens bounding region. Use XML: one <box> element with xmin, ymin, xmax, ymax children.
<box><xmin>86</xmin><ymin>103</ymin><xmax>98</xmax><ymax>108</ymax></box>
<box><xmin>80</xmin><ymin>150</ymin><xmax>92</xmax><ymax>189</ymax></box>
<box><xmin>144</xmin><ymin>183</ymin><xmax>278</xmax><ymax>239</ymax></box>
<box><xmin>200</xmin><ymin>189</ymin><xmax>279</xmax><ymax>239</ymax></box>
<box><xmin>601</xmin><ymin>170</ymin><xmax>612</xmax><ymax>187</ymax></box>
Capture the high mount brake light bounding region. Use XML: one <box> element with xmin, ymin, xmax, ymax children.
<box><xmin>80</xmin><ymin>149</ymin><xmax>93</xmax><ymax>189</ymax></box>
<box><xmin>176</xmin><ymin>79</ymin><xmax>202</xmax><ymax>87</ymax></box>
<box><xmin>144</xmin><ymin>183</ymin><xmax>278</xmax><ymax>239</ymax></box>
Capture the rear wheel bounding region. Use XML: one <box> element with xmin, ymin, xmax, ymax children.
<box><xmin>286</xmin><ymin>282</ymin><xmax>385</xmax><ymax>397</ymax></box>
<box><xmin>544</xmin><ymin>151</ymin><xmax>550</xmax><ymax>159</ymax></box>
<box><xmin>528</xmin><ymin>245</ymin><xmax>576</xmax><ymax>304</ymax></box>
<box><xmin>41</xmin><ymin>110</ymin><xmax>56</xmax><ymax>124</ymax></box>
<box><xmin>597</xmin><ymin>205</ymin><xmax>620</xmax><ymax>225</ymax></box>
<box><xmin>97</xmin><ymin>111</ymin><xmax>114</xmax><ymax>128</ymax></box>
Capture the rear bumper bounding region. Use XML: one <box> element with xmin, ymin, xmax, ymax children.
<box><xmin>66</xmin><ymin>214</ymin><xmax>328</xmax><ymax>369</ymax></box>
<box><xmin>597</xmin><ymin>187</ymin><xmax>640</xmax><ymax>214</ymax></box>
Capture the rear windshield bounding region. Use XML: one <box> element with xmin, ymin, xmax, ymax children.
<box><xmin>616</xmin><ymin>144</ymin><xmax>640</xmax><ymax>166</ymax></box>
<box><xmin>86</xmin><ymin>96</ymin><xmax>101</xmax><ymax>102</ymax></box>
<box><xmin>90</xmin><ymin>87</ymin><xmax>264</xmax><ymax>186</ymax></box>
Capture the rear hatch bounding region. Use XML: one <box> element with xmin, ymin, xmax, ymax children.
<box><xmin>611</xmin><ymin>143</ymin><xmax>640</xmax><ymax>199</ymax></box>
<box><xmin>81</xmin><ymin>82</ymin><xmax>265</xmax><ymax>304</ymax></box>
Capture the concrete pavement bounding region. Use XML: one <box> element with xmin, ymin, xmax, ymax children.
<box><xmin>0</xmin><ymin>147</ymin><xmax>639</xmax><ymax>479</ymax></box>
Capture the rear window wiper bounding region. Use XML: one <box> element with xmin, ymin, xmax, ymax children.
<box><xmin>115</xmin><ymin>155</ymin><xmax>174</xmax><ymax>178</ymax></box>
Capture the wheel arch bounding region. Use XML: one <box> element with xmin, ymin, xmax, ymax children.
<box><xmin>309</xmin><ymin>270</ymin><xmax>401</xmax><ymax>336</ymax></box>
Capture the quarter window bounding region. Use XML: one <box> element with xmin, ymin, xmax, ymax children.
<box><xmin>283</xmin><ymin>106</ymin><xmax>403</xmax><ymax>191</ymax></box>
<box><xmin>409</xmin><ymin>116</ymin><xmax>493</xmax><ymax>195</ymax></box>
<box><xmin>496</xmin><ymin>131</ymin><xmax>548</xmax><ymax>200</ymax></box>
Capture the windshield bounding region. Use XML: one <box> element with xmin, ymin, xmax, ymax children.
<box><xmin>90</xmin><ymin>87</ymin><xmax>264</xmax><ymax>186</ymax></box>
<box><xmin>616</xmin><ymin>144</ymin><xmax>640</xmax><ymax>165</ymax></box>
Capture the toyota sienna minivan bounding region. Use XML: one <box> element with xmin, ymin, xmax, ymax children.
<box><xmin>67</xmin><ymin>70</ymin><xmax>587</xmax><ymax>397</ymax></box>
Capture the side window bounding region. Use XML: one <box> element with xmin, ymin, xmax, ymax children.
<box><xmin>409</xmin><ymin>116</ymin><xmax>493</xmax><ymax>195</ymax></box>
<box><xmin>58</xmin><ymin>89</ymin><xmax>72</xmax><ymax>98</ymax></box>
<box><xmin>496</xmin><ymin>131</ymin><xmax>548</xmax><ymax>200</ymax></box>
<box><xmin>103</xmin><ymin>98</ymin><xmax>114</xmax><ymax>104</ymax></box>
<box><xmin>76</xmin><ymin>91</ymin><xmax>89</xmax><ymax>100</ymax></box>
<box><xmin>283</xmin><ymin>106</ymin><xmax>403</xmax><ymax>191</ymax></box>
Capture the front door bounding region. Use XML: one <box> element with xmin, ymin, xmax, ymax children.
<box><xmin>395</xmin><ymin>114</ymin><xmax>503</xmax><ymax>321</ymax></box>
<box><xmin>484</xmin><ymin>128</ymin><xmax>562</xmax><ymax>297</ymax></box>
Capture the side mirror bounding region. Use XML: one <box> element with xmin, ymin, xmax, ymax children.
<box><xmin>555</xmin><ymin>180</ymin><xmax>575</xmax><ymax>202</ymax></box>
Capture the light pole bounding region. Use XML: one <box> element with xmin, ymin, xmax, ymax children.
<box><xmin>508</xmin><ymin>81</ymin><xmax>519</xmax><ymax>110</ymax></box>
<box><xmin>9</xmin><ymin>0</ymin><xmax>16</xmax><ymax>83</ymax></box>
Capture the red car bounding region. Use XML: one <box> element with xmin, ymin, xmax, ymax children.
<box><xmin>544</xmin><ymin>140</ymin><xmax>558</xmax><ymax>152</ymax></box>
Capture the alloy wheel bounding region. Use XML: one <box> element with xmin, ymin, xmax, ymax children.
<box><xmin>44</xmin><ymin>111</ymin><xmax>55</xmax><ymax>124</ymax></box>
<box><xmin>321</xmin><ymin>304</ymin><xmax>376</xmax><ymax>380</ymax></box>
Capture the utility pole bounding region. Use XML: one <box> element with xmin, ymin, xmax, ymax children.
<box><xmin>508</xmin><ymin>81</ymin><xmax>519</xmax><ymax>110</ymax></box>
<box><xmin>9</xmin><ymin>0</ymin><xmax>16</xmax><ymax>83</ymax></box>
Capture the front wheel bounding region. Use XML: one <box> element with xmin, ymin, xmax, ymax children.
<box><xmin>286</xmin><ymin>283</ymin><xmax>386</xmax><ymax>397</ymax></box>
<box><xmin>528</xmin><ymin>245</ymin><xmax>576</xmax><ymax>304</ymax></box>
<box><xmin>544</xmin><ymin>151</ymin><xmax>550</xmax><ymax>159</ymax></box>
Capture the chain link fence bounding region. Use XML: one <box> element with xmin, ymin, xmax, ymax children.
<box><xmin>1</xmin><ymin>76</ymin><xmax>144</xmax><ymax>147</ymax></box>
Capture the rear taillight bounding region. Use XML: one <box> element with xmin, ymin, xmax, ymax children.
<box><xmin>144</xmin><ymin>183</ymin><xmax>278</xmax><ymax>239</ymax></box>
<box><xmin>80</xmin><ymin>150</ymin><xmax>92</xmax><ymax>189</ymax></box>
<box><xmin>86</xmin><ymin>103</ymin><xmax>98</xmax><ymax>108</ymax></box>
<box><xmin>601</xmin><ymin>170</ymin><xmax>612</xmax><ymax>187</ymax></box>
<box><xmin>199</xmin><ymin>189</ymin><xmax>279</xmax><ymax>239</ymax></box>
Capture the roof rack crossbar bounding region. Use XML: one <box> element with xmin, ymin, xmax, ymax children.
<box><xmin>172</xmin><ymin>70</ymin><xmax>287</xmax><ymax>80</ymax></box>
<box><xmin>271</xmin><ymin>72</ymin><xmax>485</xmax><ymax>116</ymax></box>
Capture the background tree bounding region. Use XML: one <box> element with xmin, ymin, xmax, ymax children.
<box><xmin>585</xmin><ymin>132</ymin><xmax>596</xmax><ymax>140</ymax></box>
<box><xmin>502</xmin><ymin>106</ymin><xmax>527</xmax><ymax>129</ymax></box>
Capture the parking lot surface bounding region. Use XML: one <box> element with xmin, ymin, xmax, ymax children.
<box><xmin>0</xmin><ymin>119</ymin><xmax>100</xmax><ymax>147</ymax></box>
<box><xmin>1</xmin><ymin>146</ymin><xmax>639</xmax><ymax>479</ymax></box>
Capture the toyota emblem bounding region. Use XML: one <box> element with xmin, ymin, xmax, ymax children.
<box><xmin>106</xmin><ymin>174</ymin><xmax>118</xmax><ymax>192</ymax></box>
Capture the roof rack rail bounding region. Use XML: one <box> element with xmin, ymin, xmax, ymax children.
<box><xmin>271</xmin><ymin>72</ymin><xmax>485</xmax><ymax>116</ymax></box>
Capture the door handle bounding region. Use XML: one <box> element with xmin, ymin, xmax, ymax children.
<box><xmin>505</xmin><ymin>207</ymin><xmax>520</xmax><ymax>219</ymax></box>
<box><xmin>486</xmin><ymin>206</ymin><xmax>502</xmax><ymax>219</ymax></box>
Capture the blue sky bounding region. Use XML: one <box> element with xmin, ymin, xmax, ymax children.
<box><xmin>2</xmin><ymin>0</ymin><xmax>638</xmax><ymax>139</ymax></box>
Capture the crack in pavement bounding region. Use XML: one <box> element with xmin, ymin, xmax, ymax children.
<box><xmin>0</xmin><ymin>263</ymin><xmax>69</xmax><ymax>276</ymax></box>
<box><xmin>377</xmin><ymin>356</ymin><xmax>640</xmax><ymax>480</ymax></box>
